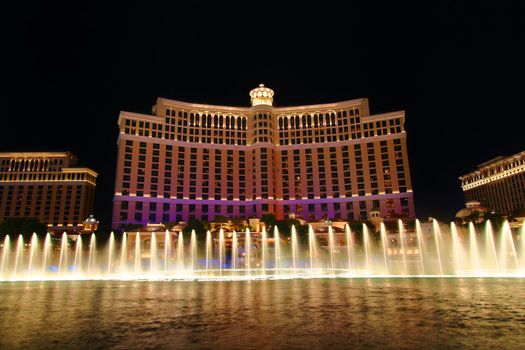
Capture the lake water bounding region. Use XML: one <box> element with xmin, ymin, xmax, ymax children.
<box><xmin>0</xmin><ymin>278</ymin><xmax>524</xmax><ymax>349</ymax></box>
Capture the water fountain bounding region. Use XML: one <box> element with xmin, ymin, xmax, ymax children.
<box><xmin>484</xmin><ymin>221</ymin><xmax>499</xmax><ymax>271</ymax></box>
<box><xmin>344</xmin><ymin>225</ymin><xmax>353</xmax><ymax>271</ymax></box>
<box><xmin>432</xmin><ymin>220</ymin><xmax>444</xmax><ymax>275</ymax></box>
<box><xmin>291</xmin><ymin>225</ymin><xmax>300</xmax><ymax>273</ymax></box>
<box><xmin>133</xmin><ymin>232</ymin><xmax>140</xmax><ymax>274</ymax></box>
<box><xmin>176</xmin><ymin>231</ymin><xmax>184</xmax><ymax>273</ymax></box>
<box><xmin>190</xmin><ymin>230</ymin><xmax>197</xmax><ymax>273</ymax></box>
<box><xmin>0</xmin><ymin>219</ymin><xmax>524</xmax><ymax>281</ymax></box>
<box><xmin>362</xmin><ymin>224</ymin><xmax>372</xmax><ymax>272</ymax></box>
<box><xmin>150</xmin><ymin>232</ymin><xmax>157</xmax><ymax>274</ymax></box>
<box><xmin>244</xmin><ymin>228</ymin><xmax>251</xmax><ymax>275</ymax></box>
<box><xmin>380</xmin><ymin>223</ymin><xmax>389</xmax><ymax>274</ymax></box>
<box><xmin>327</xmin><ymin>225</ymin><xmax>335</xmax><ymax>274</ymax></box>
<box><xmin>274</xmin><ymin>226</ymin><xmax>281</xmax><ymax>272</ymax></box>
<box><xmin>232</xmin><ymin>231</ymin><xmax>238</xmax><ymax>273</ymax></box>
<box><xmin>28</xmin><ymin>233</ymin><xmax>38</xmax><ymax>273</ymax></box>
<box><xmin>397</xmin><ymin>221</ymin><xmax>408</xmax><ymax>275</ymax></box>
<box><xmin>1</xmin><ymin>235</ymin><xmax>10</xmax><ymax>276</ymax></box>
<box><xmin>415</xmin><ymin>220</ymin><xmax>425</xmax><ymax>274</ymax></box>
<box><xmin>261</xmin><ymin>226</ymin><xmax>268</xmax><ymax>274</ymax></box>
<box><xmin>205</xmin><ymin>230</ymin><xmax>212</xmax><ymax>274</ymax></box>
<box><xmin>120</xmin><ymin>232</ymin><xmax>127</xmax><ymax>274</ymax></box>
<box><xmin>107</xmin><ymin>232</ymin><xmax>115</xmax><ymax>274</ymax></box>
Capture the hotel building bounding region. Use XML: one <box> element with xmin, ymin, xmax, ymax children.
<box><xmin>0</xmin><ymin>152</ymin><xmax>98</xmax><ymax>233</ymax></box>
<box><xmin>112</xmin><ymin>85</ymin><xmax>414</xmax><ymax>229</ymax></box>
<box><xmin>460</xmin><ymin>151</ymin><xmax>525</xmax><ymax>216</ymax></box>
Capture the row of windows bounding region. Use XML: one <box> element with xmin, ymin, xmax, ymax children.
<box><xmin>121</xmin><ymin>109</ymin><xmax>402</xmax><ymax>147</ymax></box>
<box><xmin>276</xmin><ymin>108</ymin><xmax>361</xmax><ymax>131</ymax></box>
<box><xmin>164</xmin><ymin>110</ymin><xmax>249</xmax><ymax>129</ymax></box>
<box><xmin>0</xmin><ymin>171</ymin><xmax>94</xmax><ymax>183</ymax></box>
<box><xmin>0</xmin><ymin>157</ymin><xmax>66</xmax><ymax>173</ymax></box>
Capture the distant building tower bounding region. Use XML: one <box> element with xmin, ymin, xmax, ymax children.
<box><xmin>460</xmin><ymin>151</ymin><xmax>525</xmax><ymax>216</ymax></box>
<box><xmin>0</xmin><ymin>152</ymin><xmax>98</xmax><ymax>234</ymax></box>
<box><xmin>82</xmin><ymin>215</ymin><xmax>99</xmax><ymax>233</ymax></box>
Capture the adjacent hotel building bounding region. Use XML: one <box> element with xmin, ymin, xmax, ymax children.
<box><xmin>112</xmin><ymin>85</ymin><xmax>414</xmax><ymax>229</ymax></box>
<box><xmin>0</xmin><ymin>152</ymin><xmax>98</xmax><ymax>233</ymax></box>
<box><xmin>460</xmin><ymin>151</ymin><xmax>525</xmax><ymax>216</ymax></box>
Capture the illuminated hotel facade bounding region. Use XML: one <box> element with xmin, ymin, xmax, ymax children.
<box><xmin>0</xmin><ymin>152</ymin><xmax>98</xmax><ymax>233</ymax></box>
<box><xmin>112</xmin><ymin>85</ymin><xmax>414</xmax><ymax>229</ymax></box>
<box><xmin>460</xmin><ymin>151</ymin><xmax>525</xmax><ymax>216</ymax></box>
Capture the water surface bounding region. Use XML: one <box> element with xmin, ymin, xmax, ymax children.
<box><xmin>0</xmin><ymin>278</ymin><xmax>524</xmax><ymax>349</ymax></box>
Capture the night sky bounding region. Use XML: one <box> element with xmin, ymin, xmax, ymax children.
<box><xmin>4</xmin><ymin>1</ymin><xmax>525</xmax><ymax>229</ymax></box>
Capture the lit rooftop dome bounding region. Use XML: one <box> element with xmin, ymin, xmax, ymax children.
<box><xmin>455</xmin><ymin>201</ymin><xmax>488</xmax><ymax>221</ymax></box>
<box><xmin>249</xmin><ymin>84</ymin><xmax>274</xmax><ymax>107</ymax></box>
<box><xmin>84</xmin><ymin>215</ymin><xmax>99</xmax><ymax>225</ymax></box>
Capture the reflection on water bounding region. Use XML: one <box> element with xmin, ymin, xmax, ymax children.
<box><xmin>0</xmin><ymin>279</ymin><xmax>524</xmax><ymax>349</ymax></box>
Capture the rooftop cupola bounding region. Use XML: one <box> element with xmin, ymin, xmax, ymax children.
<box><xmin>249</xmin><ymin>84</ymin><xmax>274</xmax><ymax>107</ymax></box>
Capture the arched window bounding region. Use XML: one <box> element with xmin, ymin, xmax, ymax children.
<box><xmin>214</xmin><ymin>115</ymin><xmax>218</xmax><ymax>127</ymax></box>
<box><xmin>331</xmin><ymin>113</ymin><xmax>336</xmax><ymax>125</ymax></box>
<box><xmin>196</xmin><ymin>113</ymin><xmax>200</xmax><ymax>126</ymax></box>
<box><xmin>237</xmin><ymin>117</ymin><xmax>241</xmax><ymax>130</ymax></box>
<box><xmin>325</xmin><ymin>113</ymin><xmax>330</xmax><ymax>126</ymax></box>
<box><xmin>219</xmin><ymin>115</ymin><xmax>223</xmax><ymax>127</ymax></box>
<box><xmin>314</xmin><ymin>114</ymin><xmax>318</xmax><ymax>127</ymax></box>
<box><xmin>302</xmin><ymin>115</ymin><xmax>306</xmax><ymax>128</ymax></box>
<box><xmin>290</xmin><ymin>116</ymin><xmax>295</xmax><ymax>129</ymax></box>
<box><xmin>190</xmin><ymin>113</ymin><xmax>194</xmax><ymax>125</ymax></box>
<box><xmin>242</xmin><ymin>118</ymin><xmax>247</xmax><ymax>130</ymax></box>
<box><xmin>207</xmin><ymin>114</ymin><xmax>212</xmax><ymax>126</ymax></box>
<box><xmin>295</xmin><ymin>116</ymin><xmax>300</xmax><ymax>128</ymax></box>
<box><xmin>278</xmin><ymin>117</ymin><xmax>283</xmax><ymax>129</ymax></box>
<box><xmin>202</xmin><ymin>114</ymin><xmax>207</xmax><ymax>127</ymax></box>
<box><xmin>307</xmin><ymin>114</ymin><xmax>312</xmax><ymax>128</ymax></box>
<box><xmin>284</xmin><ymin>117</ymin><xmax>288</xmax><ymax>129</ymax></box>
<box><xmin>226</xmin><ymin>116</ymin><xmax>230</xmax><ymax>129</ymax></box>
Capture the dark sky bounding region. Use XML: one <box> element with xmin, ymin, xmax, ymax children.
<box><xmin>4</xmin><ymin>1</ymin><xmax>525</xmax><ymax>228</ymax></box>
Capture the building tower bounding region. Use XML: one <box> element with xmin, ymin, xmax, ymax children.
<box><xmin>112</xmin><ymin>85</ymin><xmax>415</xmax><ymax>229</ymax></box>
<box><xmin>0</xmin><ymin>152</ymin><xmax>98</xmax><ymax>234</ymax></box>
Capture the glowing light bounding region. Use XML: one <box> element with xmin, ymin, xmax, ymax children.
<box><xmin>249</xmin><ymin>84</ymin><xmax>275</xmax><ymax>107</ymax></box>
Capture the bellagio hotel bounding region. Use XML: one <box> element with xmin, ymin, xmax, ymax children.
<box><xmin>112</xmin><ymin>85</ymin><xmax>414</xmax><ymax>229</ymax></box>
